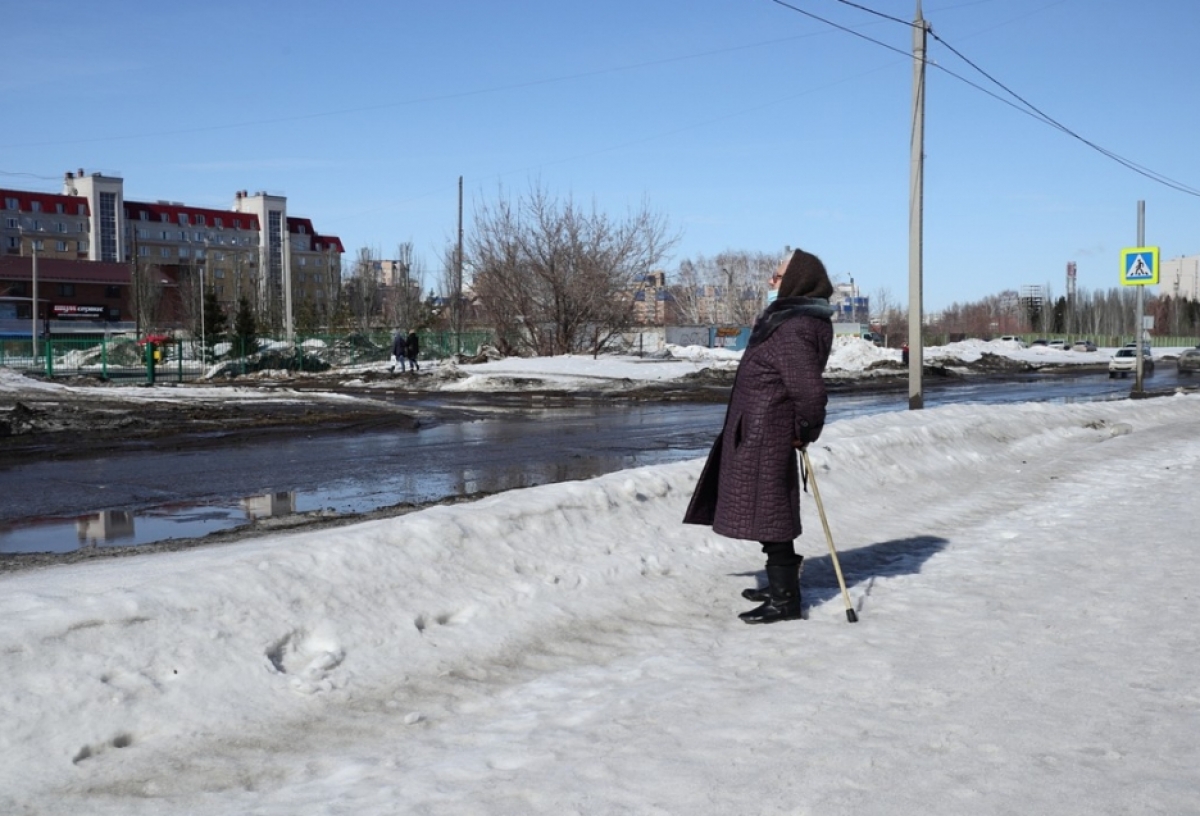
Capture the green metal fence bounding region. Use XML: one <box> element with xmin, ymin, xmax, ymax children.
<box><xmin>7</xmin><ymin>329</ymin><xmax>1197</xmax><ymax>384</ymax></box>
<box><xmin>1</xmin><ymin>329</ymin><xmax>497</xmax><ymax>384</ymax></box>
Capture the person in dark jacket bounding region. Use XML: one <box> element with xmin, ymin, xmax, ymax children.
<box><xmin>390</xmin><ymin>330</ymin><xmax>407</xmax><ymax>373</ymax></box>
<box><xmin>683</xmin><ymin>249</ymin><xmax>835</xmax><ymax>624</ymax></box>
<box><xmin>405</xmin><ymin>330</ymin><xmax>420</xmax><ymax>372</ymax></box>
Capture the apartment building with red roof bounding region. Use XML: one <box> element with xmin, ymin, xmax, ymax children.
<box><xmin>1</xmin><ymin>170</ymin><xmax>343</xmax><ymax>335</ymax></box>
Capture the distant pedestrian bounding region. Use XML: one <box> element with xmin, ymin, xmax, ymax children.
<box><xmin>405</xmin><ymin>330</ymin><xmax>421</xmax><ymax>372</ymax></box>
<box><xmin>390</xmin><ymin>330</ymin><xmax>407</xmax><ymax>373</ymax></box>
<box><xmin>683</xmin><ymin>248</ymin><xmax>835</xmax><ymax>625</ymax></box>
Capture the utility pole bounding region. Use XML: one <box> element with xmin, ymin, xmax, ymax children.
<box><xmin>907</xmin><ymin>0</ymin><xmax>929</xmax><ymax>409</ymax></box>
<box><xmin>283</xmin><ymin>227</ymin><xmax>294</xmax><ymax>343</ymax></box>
<box><xmin>1135</xmin><ymin>200</ymin><xmax>1146</xmax><ymax>394</ymax></box>
<box><xmin>200</xmin><ymin>240</ymin><xmax>209</xmax><ymax>367</ymax></box>
<box><xmin>31</xmin><ymin>235</ymin><xmax>40</xmax><ymax>369</ymax></box>
<box><xmin>455</xmin><ymin>175</ymin><xmax>464</xmax><ymax>355</ymax></box>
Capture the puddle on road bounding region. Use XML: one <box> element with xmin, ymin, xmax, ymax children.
<box><xmin>0</xmin><ymin>492</ymin><xmax>309</xmax><ymax>555</ymax></box>
<box><xmin>1</xmin><ymin>375</ymin><xmax>1142</xmax><ymax>556</ymax></box>
<box><xmin>0</xmin><ymin>447</ymin><xmax>707</xmax><ymax>556</ymax></box>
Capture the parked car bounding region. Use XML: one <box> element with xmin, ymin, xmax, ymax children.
<box><xmin>1071</xmin><ymin>339</ymin><xmax>1098</xmax><ymax>352</ymax></box>
<box><xmin>1108</xmin><ymin>346</ymin><xmax>1154</xmax><ymax>378</ymax></box>
<box><xmin>998</xmin><ymin>335</ymin><xmax>1027</xmax><ymax>347</ymax></box>
<box><xmin>1047</xmin><ymin>339</ymin><xmax>1067</xmax><ymax>351</ymax></box>
<box><xmin>1178</xmin><ymin>346</ymin><xmax>1200</xmax><ymax>375</ymax></box>
<box><xmin>1031</xmin><ymin>338</ymin><xmax>1049</xmax><ymax>347</ymax></box>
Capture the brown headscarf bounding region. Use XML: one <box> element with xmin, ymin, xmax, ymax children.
<box><xmin>777</xmin><ymin>249</ymin><xmax>834</xmax><ymax>300</ymax></box>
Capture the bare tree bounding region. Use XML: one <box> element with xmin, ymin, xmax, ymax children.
<box><xmin>344</xmin><ymin>247</ymin><xmax>382</xmax><ymax>332</ymax></box>
<box><xmin>130</xmin><ymin>258</ymin><xmax>167</xmax><ymax>335</ymax></box>
<box><xmin>670</xmin><ymin>250</ymin><xmax>778</xmax><ymax>325</ymax></box>
<box><xmin>872</xmin><ymin>286</ymin><xmax>897</xmax><ymax>346</ymax></box>
<box><xmin>468</xmin><ymin>184</ymin><xmax>676</xmax><ymax>355</ymax></box>
<box><xmin>381</xmin><ymin>242</ymin><xmax>425</xmax><ymax>331</ymax></box>
<box><xmin>669</xmin><ymin>259</ymin><xmax>704</xmax><ymax>324</ymax></box>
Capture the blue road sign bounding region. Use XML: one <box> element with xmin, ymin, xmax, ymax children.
<box><xmin>1120</xmin><ymin>246</ymin><xmax>1159</xmax><ymax>286</ymax></box>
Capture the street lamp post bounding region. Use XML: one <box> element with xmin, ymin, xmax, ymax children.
<box><xmin>20</xmin><ymin>228</ymin><xmax>40</xmax><ymax>368</ymax></box>
<box><xmin>722</xmin><ymin>267</ymin><xmax>734</xmax><ymax>324</ymax></box>
<box><xmin>31</xmin><ymin>237</ymin><xmax>39</xmax><ymax>369</ymax></box>
<box><xmin>200</xmin><ymin>259</ymin><xmax>206</xmax><ymax>371</ymax></box>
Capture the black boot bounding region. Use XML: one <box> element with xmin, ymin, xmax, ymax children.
<box><xmin>741</xmin><ymin>558</ymin><xmax>802</xmax><ymax>603</ymax></box>
<box><xmin>739</xmin><ymin>563</ymin><xmax>802</xmax><ymax>624</ymax></box>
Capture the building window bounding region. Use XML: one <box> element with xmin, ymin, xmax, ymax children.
<box><xmin>56</xmin><ymin>240</ymin><xmax>68</xmax><ymax>251</ymax></box>
<box><xmin>215</xmin><ymin>269</ymin><xmax>225</xmax><ymax>279</ymax></box>
<box><xmin>33</xmin><ymin>219</ymin><xmax>42</xmax><ymax>231</ymax></box>
<box><xmin>178</xmin><ymin>213</ymin><xmax>188</xmax><ymax>226</ymax></box>
<box><xmin>5</xmin><ymin>236</ymin><xmax>17</xmax><ymax>250</ymax></box>
<box><xmin>79</xmin><ymin>239</ymin><xmax>89</xmax><ymax>252</ymax></box>
<box><xmin>105</xmin><ymin>286</ymin><xmax>120</xmax><ymax>298</ymax></box>
<box><xmin>55</xmin><ymin>203</ymin><xmax>65</xmax><ymax>214</ymax></box>
<box><xmin>136</xmin><ymin>228</ymin><xmax>148</xmax><ymax>239</ymax></box>
<box><xmin>196</xmin><ymin>215</ymin><xmax>205</xmax><ymax>226</ymax></box>
<box><xmin>5</xmin><ymin>217</ymin><xmax>16</xmax><ymax>229</ymax></box>
<box><xmin>98</xmin><ymin>191</ymin><xmax>118</xmax><ymax>262</ymax></box>
<box><xmin>10</xmin><ymin>282</ymin><xmax>26</xmax><ymax>296</ymax></box>
<box><xmin>233</xmin><ymin>219</ymin><xmax>241</xmax><ymax>230</ymax></box>
<box><xmin>4</xmin><ymin>197</ymin><xmax>17</xmax><ymax>210</ymax></box>
<box><xmin>139</xmin><ymin>246</ymin><xmax>149</xmax><ymax>257</ymax></box>
<box><xmin>140</xmin><ymin>210</ymin><xmax>149</xmax><ymax>221</ymax></box>
<box><xmin>160</xmin><ymin>213</ymin><xmax>169</xmax><ymax>223</ymax></box>
<box><xmin>193</xmin><ymin>231</ymin><xmax>202</xmax><ymax>243</ymax></box>
<box><xmin>33</xmin><ymin>239</ymin><xmax>44</xmax><ymax>251</ymax></box>
<box><xmin>56</xmin><ymin>222</ymin><xmax>67</xmax><ymax>233</ymax></box>
<box><xmin>31</xmin><ymin>201</ymin><xmax>42</xmax><ymax>213</ymax></box>
<box><xmin>179</xmin><ymin>247</ymin><xmax>191</xmax><ymax>258</ymax></box>
<box><xmin>78</xmin><ymin>222</ymin><xmax>87</xmax><ymax>233</ymax></box>
<box><xmin>160</xmin><ymin>247</ymin><xmax>171</xmax><ymax>258</ymax></box>
<box><xmin>57</xmin><ymin>284</ymin><xmax>75</xmax><ymax>297</ymax></box>
<box><xmin>214</xmin><ymin>217</ymin><xmax>223</xmax><ymax>229</ymax></box>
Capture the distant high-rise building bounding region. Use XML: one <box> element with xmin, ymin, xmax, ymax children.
<box><xmin>1162</xmin><ymin>255</ymin><xmax>1200</xmax><ymax>302</ymax></box>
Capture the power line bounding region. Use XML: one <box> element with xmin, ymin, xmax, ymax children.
<box><xmin>926</xmin><ymin>29</ymin><xmax>1200</xmax><ymax>197</ymax></box>
<box><xmin>771</xmin><ymin>0</ymin><xmax>1200</xmax><ymax>198</ymax></box>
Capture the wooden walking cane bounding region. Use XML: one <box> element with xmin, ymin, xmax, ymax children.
<box><xmin>801</xmin><ymin>448</ymin><xmax>858</xmax><ymax>623</ymax></box>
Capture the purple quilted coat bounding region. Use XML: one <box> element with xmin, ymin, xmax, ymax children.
<box><xmin>686</xmin><ymin>302</ymin><xmax>833</xmax><ymax>542</ymax></box>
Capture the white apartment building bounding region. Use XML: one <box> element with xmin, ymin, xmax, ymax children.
<box><xmin>1162</xmin><ymin>254</ymin><xmax>1200</xmax><ymax>301</ymax></box>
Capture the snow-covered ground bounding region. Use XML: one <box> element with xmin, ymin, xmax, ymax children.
<box><xmin>3</xmin><ymin>340</ymin><xmax>1200</xmax><ymax>815</ymax></box>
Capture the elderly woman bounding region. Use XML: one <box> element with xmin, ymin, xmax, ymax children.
<box><xmin>684</xmin><ymin>249</ymin><xmax>835</xmax><ymax>624</ymax></box>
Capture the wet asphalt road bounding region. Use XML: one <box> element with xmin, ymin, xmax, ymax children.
<box><xmin>0</xmin><ymin>367</ymin><xmax>1186</xmax><ymax>555</ymax></box>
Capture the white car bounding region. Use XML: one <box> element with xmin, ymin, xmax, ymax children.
<box><xmin>998</xmin><ymin>335</ymin><xmax>1027</xmax><ymax>347</ymax></box>
<box><xmin>1108</xmin><ymin>347</ymin><xmax>1154</xmax><ymax>378</ymax></box>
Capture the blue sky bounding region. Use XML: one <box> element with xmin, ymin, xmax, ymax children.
<box><xmin>4</xmin><ymin>0</ymin><xmax>1198</xmax><ymax>311</ymax></box>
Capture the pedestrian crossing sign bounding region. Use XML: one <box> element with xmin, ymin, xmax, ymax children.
<box><xmin>1120</xmin><ymin>246</ymin><xmax>1159</xmax><ymax>286</ymax></box>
